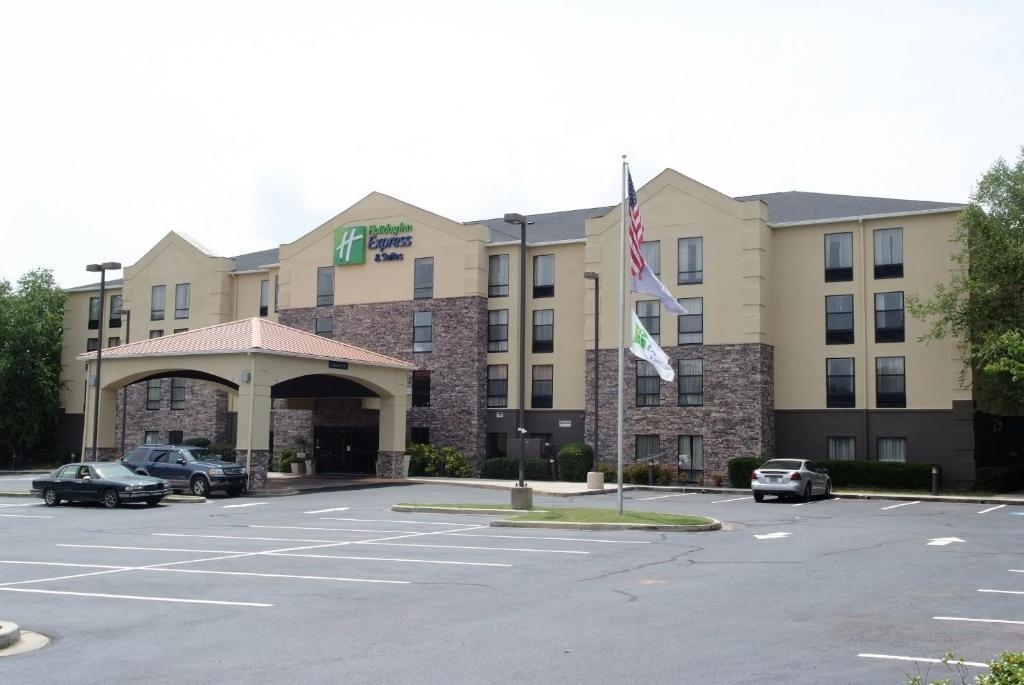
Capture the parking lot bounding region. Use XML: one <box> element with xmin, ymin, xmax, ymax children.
<box><xmin>0</xmin><ymin>481</ymin><xmax>1021</xmax><ymax>684</ymax></box>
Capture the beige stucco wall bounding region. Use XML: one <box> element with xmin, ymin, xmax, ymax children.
<box><xmin>60</xmin><ymin>287</ymin><xmax>123</xmax><ymax>414</ymax></box>
<box><xmin>232</xmin><ymin>270</ymin><xmax>279</xmax><ymax>322</ymax></box>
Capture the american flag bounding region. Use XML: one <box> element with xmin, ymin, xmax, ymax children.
<box><xmin>627</xmin><ymin>172</ymin><xmax>645</xmax><ymax>276</ymax></box>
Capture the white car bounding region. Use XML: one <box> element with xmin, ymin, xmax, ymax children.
<box><xmin>751</xmin><ymin>459</ymin><xmax>832</xmax><ymax>502</ymax></box>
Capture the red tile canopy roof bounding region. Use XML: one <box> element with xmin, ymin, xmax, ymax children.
<box><xmin>78</xmin><ymin>318</ymin><xmax>415</xmax><ymax>369</ymax></box>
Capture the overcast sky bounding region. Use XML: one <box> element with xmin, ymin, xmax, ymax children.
<box><xmin>2</xmin><ymin>0</ymin><xmax>1021</xmax><ymax>288</ymax></box>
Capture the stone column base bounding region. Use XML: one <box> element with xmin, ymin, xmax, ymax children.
<box><xmin>236</xmin><ymin>449</ymin><xmax>270</xmax><ymax>490</ymax></box>
<box><xmin>376</xmin><ymin>451</ymin><xmax>410</xmax><ymax>479</ymax></box>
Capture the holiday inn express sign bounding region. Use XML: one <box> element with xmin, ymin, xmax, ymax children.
<box><xmin>334</xmin><ymin>223</ymin><xmax>414</xmax><ymax>265</ymax></box>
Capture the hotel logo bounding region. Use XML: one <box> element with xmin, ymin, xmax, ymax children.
<box><xmin>334</xmin><ymin>226</ymin><xmax>366</xmax><ymax>266</ymax></box>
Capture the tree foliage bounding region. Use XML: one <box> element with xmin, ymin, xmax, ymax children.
<box><xmin>908</xmin><ymin>149</ymin><xmax>1024</xmax><ymax>414</ymax></box>
<box><xmin>0</xmin><ymin>269</ymin><xmax>67</xmax><ymax>462</ymax></box>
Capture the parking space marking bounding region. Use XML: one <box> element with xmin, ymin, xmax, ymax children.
<box><xmin>445</xmin><ymin>533</ymin><xmax>651</xmax><ymax>544</ymax></box>
<box><xmin>934</xmin><ymin>616</ymin><xmax>1024</xmax><ymax>626</ymax></box>
<box><xmin>1009</xmin><ymin>569</ymin><xmax>1024</xmax><ymax>574</ymax></box>
<box><xmin>978</xmin><ymin>505</ymin><xmax>1006</xmax><ymax>514</ymax></box>
<box><xmin>0</xmin><ymin>514</ymin><xmax>53</xmax><ymax>518</ymax></box>
<box><xmin>881</xmin><ymin>501</ymin><xmax>920</xmax><ymax>510</ymax></box>
<box><xmin>146</xmin><ymin>568</ymin><xmax>409</xmax><ymax>584</ymax></box>
<box><xmin>635</xmin><ymin>493</ymin><xmax>695</xmax><ymax>501</ymax></box>
<box><xmin>305</xmin><ymin>507</ymin><xmax>351</xmax><ymax>514</ymax></box>
<box><xmin>359</xmin><ymin>541</ymin><xmax>589</xmax><ymax>554</ymax></box>
<box><xmin>60</xmin><ymin>544</ymin><xmax>248</xmax><ymax>554</ymax></box>
<box><xmin>978</xmin><ymin>589</ymin><xmax>1024</xmax><ymax>596</ymax></box>
<box><xmin>251</xmin><ymin>525</ymin><xmax>424</xmax><ymax>535</ymax></box>
<box><xmin>222</xmin><ymin>502</ymin><xmax>267</xmax><ymax>509</ymax></box>
<box><xmin>710</xmin><ymin>496</ymin><xmax>752</xmax><ymax>504</ymax></box>
<box><xmin>0</xmin><ymin>502</ymin><xmax>38</xmax><ymax>507</ymax></box>
<box><xmin>0</xmin><ymin>587</ymin><xmax>273</xmax><ymax>607</ymax></box>
<box><xmin>858</xmin><ymin>654</ymin><xmax>988</xmax><ymax>669</ymax></box>
<box><xmin>157</xmin><ymin>533</ymin><xmax>338</xmax><ymax>544</ymax></box>
<box><xmin>321</xmin><ymin>517</ymin><xmax>480</xmax><ymax>526</ymax></box>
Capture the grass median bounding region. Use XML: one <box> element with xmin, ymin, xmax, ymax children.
<box><xmin>398</xmin><ymin>503</ymin><xmax>713</xmax><ymax>525</ymax></box>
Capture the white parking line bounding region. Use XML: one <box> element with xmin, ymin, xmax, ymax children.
<box><xmin>304</xmin><ymin>507</ymin><xmax>350</xmax><ymax>514</ymax></box>
<box><xmin>321</xmin><ymin>517</ymin><xmax>479</xmax><ymax>526</ymax></box>
<box><xmin>251</xmin><ymin>525</ymin><xmax>423</xmax><ymax>535</ymax></box>
<box><xmin>934</xmin><ymin>616</ymin><xmax>1024</xmax><ymax>626</ymax></box>
<box><xmin>0</xmin><ymin>514</ymin><xmax>53</xmax><ymax>518</ymax></box>
<box><xmin>222</xmin><ymin>502</ymin><xmax>267</xmax><ymax>509</ymax></box>
<box><xmin>359</xmin><ymin>541</ymin><xmax>588</xmax><ymax>554</ymax></box>
<box><xmin>269</xmin><ymin>552</ymin><xmax>510</xmax><ymax>567</ymax></box>
<box><xmin>156</xmin><ymin>533</ymin><xmax>337</xmax><ymax>544</ymax></box>
<box><xmin>0</xmin><ymin>502</ymin><xmax>38</xmax><ymax>507</ymax></box>
<box><xmin>146</xmin><ymin>568</ymin><xmax>408</xmax><ymax>584</ymax></box>
<box><xmin>445</xmin><ymin>533</ymin><xmax>650</xmax><ymax>544</ymax></box>
<box><xmin>978</xmin><ymin>505</ymin><xmax>1006</xmax><ymax>514</ymax></box>
<box><xmin>711</xmin><ymin>497</ymin><xmax>752</xmax><ymax>504</ymax></box>
<box><xmin>635</xmin><ymin>493</ymin><xmax>695</xmax><ymax>501</ymax></box>
<box><xmin>0</xmin><ymin>588</ymin><xmax>273</xmax><ymax>607</ymax></box>
<box><xmin>978</xmin><ymin>589</ymin><xmax>1024</xmax><ymax>596</ymax></box>
<box><xmin>858</xmin><ymin>653</ymin><xmax>988</xmax><ymax>669</ymax></box>
<box><xmin>881</xmin><ymin>501</ymin><xmax>920</xmax><ymax>510</ymax></box>
<box><xmin>59</xmin><ymin>544</ymin><xmax>248</xmax><ymax>554</ymax></box>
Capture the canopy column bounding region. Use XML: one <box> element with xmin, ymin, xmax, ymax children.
<box><xmin>81</xmin><ymin>370</ymin><xmax>119</xmax><ymax>461</ymax></box>
<box><xmin>236</xmin><ymin>366</ymin><xmax>272</xmax><ymax>489</ymax></box>
<box><xmin>376</xmin><ymin>391</ymin><xmax>409</xmax><ymax>478</ymax></box>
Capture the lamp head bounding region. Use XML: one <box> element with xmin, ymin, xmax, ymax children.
<box><xmin>503</xmin><ymin>213</ymin><xmax>527</xmax><ymax>225</ymax></box>
<box><xmin>583</xmin><ymin>271</ymin><xmax>599</xmax><ymax>281</ymax></box>
<box><xmin>86</xmin><ymin>264</ymin><xmax>102</xmax><ymax>272</ymax></box>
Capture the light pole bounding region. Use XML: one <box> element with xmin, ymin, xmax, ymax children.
<box><xmin>85</xmin><ymin>262</ymin><xmax>121</xmax><ymax>462</ymax></box>
<box><xmin>503</xmin><ymin>213</ymin><xmax>532</xmax><ymax>496</ymax></box>
<box><xmin>114</xmin><ymin>307</ymin><xmax>131</xmax><ymax>456</ymax></box>
<box><xmin>584</xmin><ymin>272</ymin><xmax>599</xmax><ymax>470</ymax></box>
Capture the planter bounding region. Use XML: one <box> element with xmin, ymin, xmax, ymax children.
<box><xmin>290</xmin><ymin>461</ymin><xmax>305</xmax><ymax>475</ymax></box>
<box><xmin>297</xmin><ymin>452</ymin><xmax>313</xmax><ymax>475</ymax></box>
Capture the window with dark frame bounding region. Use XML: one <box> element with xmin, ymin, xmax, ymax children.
<box><xmin>173</xmin><ymin>328</ymin><xmax>188</xmax><ymax>334</ymax></box>
<box><xmin>824</xmin><ymin>232</ymin><xmax>854</xmax><ymax>282</ymax></box>
<box><xmin>174</xmin><ymin>283</ymin><xmax>190</xmax><ymax>319</ymax></box>
<box><xmin>259</xmin><ymin>279</ymin><xmax>269</xmax><ymax>316</ymax></box>
<box><xmin>635</xmin><ymin>434</ymin><xmax>659</xmax><ymax>462</ymax></box>
<box><xmin>274</xmin><ymin>275</ymin><xmax>279</xmax><ymax>313</ymax></box>
<box><xmin>168</xmin><ymin>430</ymin><xmax>183</xmax><ymax>445</ymax></box>
<box><xmin>316</xmin><ymin>266</ymin><xmax>334</xmax><ymax>307</ymax></box>
<box><xmin>677</xmin><ymin>297</ymin><xmax>703</xmax><ymax>345</ymax></box>
<box><xmin>532</xmin><ymin>309</ymin><xmax>554</xmax><ymax>353</ymax></box>
<box><xmin>636</xmin><ymin>300</ymin><xmax>660</xmax><ymax>343</ymax></box>
<box><xmin>146</xmin><ymin>379</ymin><xmax>161</xmax><ymax>410</ymax></box>
<box><xmin>826</xmin><ymin>294</ymin><xmax>854</xmax><ymax>344</ymax></box>
<box><xmin>149</xmin><ymin>330</ymin><xmax>163</xmax><ymax>338</ymax></box>
<box><xmin>144</xmin><ymin>431</ymin><xmax>159</xmax><ymax>445</ymax></box>
<box><xmin>678</xmin><ymin>435</ymin><xmax>704</xmax><ymax>482</ymax></box>
<box><xmin>874</xmin><ymin>228</ymin><xmax>903</xmax><ymax>279</ymax></box>
<box><xmin>641</xmin><ymin>240</ymin><xmax>661</xmax><ymax>276</ymax></box>
<box><xmin>109</xmin><ymin>295</ymin><xmax>122</xmax><ymax>328</ymax></box>
<box><xmin>827</xmin><ymin>436</ymin><xmax>856</xmax><ymax>461</ymax></box>
<box><xmin>487</xmin><ymin>365</ymin><xmax>508</xmax><ymax>407</ymax></box>
<box><xmin>170</xmin><ymin>378</ymin><xmax>186</xmax><ymax>410</ymax></box>
<box><xmin>877</xmin><ymin>437</ymin><xmax>907</xmax><ymax>462</ymax></box>
<box><xmin>151</xmin><ymin>285</ymin><xmax>165</xmax><ymax>321</ymax></box>
<box><xmin>533</xmin><ymin>254</ymin><xmax>555</xmax><ymax>298</ymax></box>
<box><xmin>677</xmin><ymin>237</ymin><xmax>703</xmax><ymax>284</ymax></box>
<box><xmin>413</xmin><ymin>311</ymin><xmax>433</xmax><ymax>352</ymax></box>
<box><xmin>486</xmin><ymin>432</ymin><xmax>508</xmax><ymax>459</ymax></box>
<box><xmin>88</xmin><ymin>296</ymin><xmax>100</xmax><ymax>329</ymax></box>
<box><xmin>874</xmin><ymin>291</ymin><xmax>905</xmax><ymax>342</ymax></box>
<box><xmin>86</xmin><ymin>338</ymin><xmax>98</xmax><ymax>352</ymax></box>
<box><xmin>678</xmin><ymin>358</ymin><xmax>703</xmax><ymax>406</ymax></box>
<box><xmin>410</xmin><ymin>427</ymin><xmax>430</xmax><ymax>446</ymax></box>
<box><xmin>531</xmin><ymin>365</ymin><xmax>553</xmax><ymax>408</ymax></box>
<box><xmin>108</xmin><ymin>337</ymin><xmax>120</xmax><ymax>347</ymax></box>
<box><xmin>488</xmin><ymin>254</ymin><xmax>509</xmax><ymax>297</ymax></box>
<box><xmin>411</xmin><ymin>370</ymin><xmax>431</xmax><ymax>407</ymax></box>
<box><xmin>414</xmin><ymin>257</ymin><xmax>434</xmax><ymax>299</ymax></box>
<box><xmin>826</xmin><ymin>358</ymin><xmax>855</xmax><ymax>408</ymax></box>
<box><xmin>314</xmin><ymin>317</ymin><xmax>333</xmax><ymax>338</ymax></box>
<box><xmin>636</xmin><ymin>360</ymin><xmax>660</xmax><ymax>407</ymax></box>
<box><xmin>488</xmin><ymin>310</ymin><xmax>509</xmax><ymax>352</ymax></box>
<box><xmin>876</xmin><ymin>356</ymin><xmax>906</xmax><ymax>408</ymax></box>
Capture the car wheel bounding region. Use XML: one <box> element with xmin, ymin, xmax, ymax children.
<box><xmin>225</xmin><ymin>485</ymin><xmax>244</xmax><ymax>497</ymax></box>
<box><xmin>102</xmin><ymin>489</ymin><xmax>121</xmax><ymax>508</ymax></box>
<box><xmin>43</xmin><ymin>488</ymin><xmax>60</xmax><ymax>506</ymax></box>
<box><xmin>824</xmin><ymin>479</ymin><xmax>832</xmax><ymax>499</ymax></box>
<box><xmin>802</xmin><ymin>483</ymin><xmax>812</xmax><ymax>503</ymax></box>
<box><xmin>190</xmin><ymin>476</ymin><xmax>210</xmax><ymax>497</ymax></box>
<box><xmin>753</xmin><ymin>492</ymin><xmax>764</xmax><ymax>502</ymax></box>
<box><xmin>145</xmin><ymin>497</ymin><xmax>162</xmax><ymax>506</ymax></box>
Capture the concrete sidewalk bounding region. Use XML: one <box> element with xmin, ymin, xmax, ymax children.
<box><xmin>407</xmin><ymin>476</ymin><xmax>629</xmax><ymax>497</ymax></box>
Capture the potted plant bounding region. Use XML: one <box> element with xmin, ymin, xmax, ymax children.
<box><xmin>296</xmin><ymin>437</ymin><xmax>313</xmax><ymax>475</ymax></box>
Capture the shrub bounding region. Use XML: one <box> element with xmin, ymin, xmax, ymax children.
<box><xmin>407</xmin><ymin>443</ymin><xmax>437</xmax><ymax>476</ymax></box>
<box><xmin>622</xmin><ymin>462</ymin><xmax>675</xmax><ymax>485</ymax></box>
<box><xmin>818</xmin><ymin>459</ymin><xmax>934</xmax><ymax>490</ymax></box>
<box><xmin>974</xmin><ymin>465</ymin><xmax>1024</xmax><ymax>493</ymax></box>
<box><xmin>728</xmin><ymin>457</ymin><xmax>764</xmax><ymax>488</ymax></box>
<box><xmin>439</xmin><ymin>446</ymin><xmax>473</xmax><ymax>478</ymax></box>
<box><xmin>184</xmin><ymin>437</ymin><xmax>211</xmax><ymax>448</ymax></box>
<box><xmin>556</xmin><ymin>442</ymin><xmax>593</xmax><ymax>482</ymax></box>
<box><xmin>209</xmin><ymin>442</ymin><xmax>236</xmax><ymax>462</ymax></box>
<box><xmin>977</xmin><ymin>651</ymin><xmax>1024</xmax><ymax>685</ymax></box>
<box><xmin>278</xmin><ymin>448</ymin><xmax>296</xmax><ymax>473</ymax></box>
<box><xmin>595</xmin><ymin>462</ymin><xmax>617</xmax><ymax>483</ymax></box>
<box><xmin>480</xmin><ymin>457</ymin><xmax>551</xmax><ymax>481</ymax></box>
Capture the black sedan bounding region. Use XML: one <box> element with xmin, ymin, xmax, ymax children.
<box><xmin>31</xmin><ymin>462</ymin><xmax>172</xmax><ymax>508</ymax></box>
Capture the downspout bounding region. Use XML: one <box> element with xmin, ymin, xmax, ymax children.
<box><xmin>860</xmin><ymin>218</ymin><xmax>870</xmax><ymax>459</ymax></box>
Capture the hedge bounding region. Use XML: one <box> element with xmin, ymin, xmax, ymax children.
<box><xmin>974</xmin><ymin>465</ymin><xmax>1024</xmax><ymax>493</ymax></box>
<box><xmin>728</xmin><ymin>456</ymin><xmax>937</xmax><ymax>490</ymax></box>
<box><xmin>556</xmin><ymin>443</ymin><xmax>593</xmax><ymax>482</ymax></box>
<box><xmin>407</xmin><ymin>443</ymin><xmax>473</xmax><ymax>478</ymax></box>
<box><xmin>728</xmin><ymin>457</ymin><xmax>763</xmax><ymax>487</ymax></box>
<box><xmin>480</xmin><ymin>457</ymin><xmax>552</xmax><ymax>481</ymax></box>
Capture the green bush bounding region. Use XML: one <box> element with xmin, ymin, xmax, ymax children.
<box><xmin>728</xmin><ymin>457</ymin><xmax>764</xmax><ymax>488</ymax></box>
<box><xmin>408</xmin><ymin>444</ymin><xmax>474</xmax><ymax>478</ymax></box>
<box><xmin>556</xmin><ymin>442</ymin><xmax>593</xmax><ymax>482</ymax></box>
<box><xmin>480</xmin><ymin>457</ymin><xmax>551</xmax><ymax>481</ymax></box>
<box><xmin>621</xmin><ymin>462</ymin><xmax>673</xmax><ymax>485</ymax></box>
<box><xmin>278</xmin><ymin>448</ymin><xmax>296</xmax><ymax>473</ymax></box>
<box><xmin>209</xmin><ymin>442</ymin><xmax>236</xmax><ymax>462</ymax></box>
<box><xmin>407</xmin><ymin>443</ymin><xmax>439</xmax><ymax>476</ymax></box>
<box><xmin>184</xmin><ymin>437</ymin><xmax>211</xmax><ymax>448</ymax></box>
<box><xmin>977</xmin><ymin>651</ymin><xmax>1024</xmax><ymax>685</ymax></box>
<box><xmin>595</xmin><ymin>462</ymin><xmax>617</xmax><ymax>483</ymax></box>
<box><xmin>818</xmin><ymin>459</ymin><xmax>934</xmax><ymax>490</ymax></box>
<box><xmin>974</xmin><ymin>465</ymin><xmax>1024</xmax><ymax>493</ymax></box>
<box><xmin>439</xmin><ymin>446</ymin><xmax>473</xmax><ymax>478</ymax></box>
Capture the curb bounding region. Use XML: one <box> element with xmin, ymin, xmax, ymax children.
<box><xmin>247</xmin><ymin>488</ymin><xmax>299</xmax><ymax>498</ymax></box>
<box><xmin>165</xmin><ymin>495</ymin><xmax>206</xmax><ymax>504</ymax></box>
<box><xmin>833</xmin><ymin>492</ymin><xmax>1024</xmax><ymax>506</ymax></box>
<box><xmin>0</xmin><ymin>491</ymin><xmax>33</xmax><ymax>498</ymax></box>
<box><xmin>0</xmin><ymin>622</ymin><xmax>19</xmax><ymax>650</ymax></box>
<box><xmin>392</xmin><ymin>505</ymin><xmax>542</xmax><ymax>515</ymax></box>
<box><xmin>406</xmin><ymin>478</ymin><xmax>635</xmax><ymax>498</ymax></box>
<box><xmin>490</xmin><ymin>519</ymin><xmax>722</xmax><ymax>532</ymax></box>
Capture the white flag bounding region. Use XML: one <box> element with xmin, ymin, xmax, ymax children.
<box><xmin>628</xmin><ymin>312</ymin><xmax>675</xmax><ymax>381</ymax></box>
<box><xmin>632</xmin><ymin>263</ymin><xmax>688</xmax><ymax>315</ymax></box>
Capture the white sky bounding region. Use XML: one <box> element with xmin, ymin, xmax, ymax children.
<box><xmin>1</xmin><ymin>0</ymin><xmax>1021</xmax><ymax>288</ymax></box>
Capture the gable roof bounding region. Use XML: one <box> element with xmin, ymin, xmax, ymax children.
<box><xmin>468</xmin><ymin>206</ymin><xmax>615</xmax><ymax>244</ymax></box>
<box><xmin>230</xmin><ymin>248</ymin><xmax>280</xmax><ymax>272</ymax></box>
<box><xmin>736</xmin><ymin>191</ymin><xmax>963</xmax><ymax>225</ymax></box>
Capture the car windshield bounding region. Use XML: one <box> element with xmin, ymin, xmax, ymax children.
<box><xmin>760</xmin><ymin>460</ymin><xmax>804</xmax><ymax>471</ymax></box>
<box><xmin>92</xmin><ymin>463</ymin><xmax>135</xmax><ymax>479</ymax></box>
<box><xmin>183</xmin><ymin>449</ymin><xmax>215</xmax><ymax>462</ymax></box>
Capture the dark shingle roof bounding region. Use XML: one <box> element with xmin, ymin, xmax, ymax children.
<box><xmin>230</xmin><ymin>248</ymin><xmax>280</xmax><ymax>272</ymax></box>
<box><xmin>469</xmin><ymin>206</ymin><xmax>615</xmax><ymax>244</ymax></box>
<box><xmin>736</xmin><ymin>191</ymin><xmax>963</xmax><ymax>224</ymax></box>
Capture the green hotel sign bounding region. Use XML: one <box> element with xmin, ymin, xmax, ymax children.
<box><xmin>334</xmin><ymin>223</ymin><xmax>414</xmax><ymax>265</ymax></box>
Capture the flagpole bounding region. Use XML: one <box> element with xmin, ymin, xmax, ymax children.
<box><xmin>617</xmin><ymin>155</ymin><xmax>627</xmax><ymax>514</ymax></box>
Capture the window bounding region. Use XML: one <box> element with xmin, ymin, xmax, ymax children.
<box><xmin>824</xmin><ymin>232</ymin><xmax>853</xmax><ymax>282</ymax></box>
<box><xmin>636</xmin><ymin>301</ymin><xmax>660</xmax><ymax>343</ymax></box>
<box><xmin>88</xmin><ymin>296</ymin><xmax>100</xmax><ymax>329</ymax></box>
<box><xmin>677</xmin><ymin>297</ymin><xmax>703</xmax><ymax>345</ymax></box>
<box><xmin>677</xmin><ymin>237</ymin><xmax>703</xmax><ymax>284</ymax></box>
<box><xmin>874</xmin><ymin>228</ymin><xmax>903</xmax><ymax>278</ymax></box>
<box><xmin>108</xmin><ymin>337</ymin><xmax>120</xmax><ymax>347</ymax></box>
<box><xmin>174</xmin><ymin>283</ymin><xmax>190</xmax><ymax>319</ymax></box>
<box><xmin>411</xmin><ymin>370</ymin><xmax>431</xmax><ymax>407</ymax></box>
<box><xmin>636</xmin><ymin>434</ymin><xmax>659</xmax><ymax>462</ymax></box>
<box><xmin>531</xmin><ymin>365</ymin><xmax>553</xmax><ymax>408</ymax></box>
<box><xmin>488</xmin><ymin>310</ymin><xmax>509</xmax><ymax>352</ymax></box>
<box><xmin>144</xmin><ymin>431</ymin><xmax>159</xmax><ymax>445</ymax></box>
<box><xmin>641</xmin><ymin>240</ymin><xmax>661</xmax><ymax>275</ymax></box>
<box><xmin>149</xmin><ymin>330</ymin><xmax>163</xmax><ymax>339</ymax></box>
<box><xmin>414</xmin><ymin>257</ymin><xmax>434</xmax><ymax>299</ymax></box>
<box><xmin>274</xmin><ymin>275</ymin><xmax>279</xmax><ymax>313</ymax></box>
<box><xmin>636</xmin><ymin>360</ymin><xmax>660</xmax><ymax>407</ymax></box>
<box><xmin>533</xmin><ymin>254</ymin><xmax>555</xmax><ymax>298</ymax></box>
<box><xmin>875</xmin><ymin>291</ymin><xmax>905</xmax><ymax>342</ymax></box>
<box><xmin>173</xmin><ymin>328</ymin><xmax>188</xmax><ymax>334</ymax></box>
<box><xmin>151</xmin><ymin>285</ymin><xmax>165</xmax><ymax>321</ymax></box>
<box><xmin>826</xmin><ymin>358</ymin><xmax>855</xmax><ymax>408</ymax></box>
<box><xmin>259</xmin><ymin>279</ymin><xmax>269</xmax><ymax>316</ymax></box>
<box><xmin>109</xmin><ymin>295</ymin><xmax>122</xmax><ymax>328</ymax></box>
<box><xmin>487</xmin><ymin>365</ymin><xmax>508</xmax><ymax>407</ymax></box>
<box><xmin>826</xmin><ymin>295</ymin><xmax>854</xmax><ymax>344</ymax></box>
<box><xmin>828</xmin><ymin>436</ymin><xmax>856</xmax><ymax>461</ymax></box>
<box><xmin>876</xmin><ymin>356</ymin><xmax>906</xmax><ymax>408</ymax></box>
<box><xmin>532</xmin><ymin>309</ymin><xmax>554</xmax><ymax>353</ymax></box>
<box><xmin>314</xmin><ymin>317</ymin><xmax>333</xmax><ymax>338</ymax></box>
<box><xmin>170</xmin><ymin>378</ymin><xmax>186</xmax><ymax>410</ymax></box>
<box><xmin>877</xmin><ymin>437</ymin><xmax>907</xmax><ymax>462</ymax></box>
<box><xmin>86</xmin><ymin>338</ymin><xmax>98</xmax><ymax>352</ymax></box>
<box><xmin>487</xmin><ymin>432</ymin><xmax>508</xmax><ymax>459</ymax></box>
<box><xmin>678</xmin><ymin>359</ymin><xmax>703</xmax><ymax>406</ymax></box>
<box><xmin>316</xmin><ymin>266</ymin><xmax>334</xmax><ymax>307</ymax></box>
<box><xmin>678</xmin><ymin>435</ymin><xmax>704</xmax><ymax>482</ymax></box>
<box><xmin>168</xmin><ymin>430</ymin><xmax>183</xmax><ymax>445</ymax></box>
<box><xmin>410</xmin><ymin>427</ymin><xmax>430</xmax><ymax>445</ymax></box>
<box><xmin>413</xmin><ymin>311</ymin><xmax>433</xmax><ymax>352</ymax></box>
<box><xmin>146</xmin><ymin>379</ymin><xmax>162</xmax><ymax>410</ymax></box>
<box><xmin>488</xmin><ymin>254</ymin><xmax>509</xmax><ymax>297</ymax></box>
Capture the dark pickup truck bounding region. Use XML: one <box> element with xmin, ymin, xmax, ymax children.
<box><xmin>122</xmin><ymin>444</ymin><xmax>247</xmax><ymax>497</ymax></box>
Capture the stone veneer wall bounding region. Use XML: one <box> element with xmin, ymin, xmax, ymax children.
<box><xmin>115</xmin><ymin>379</ymin><xmax>231</xmax><ymax>454</ymax></box>
<box><xmin>235</xmin><ymin>449</ymin><xmax>270</xmax><ymax>489</ymax></box>
<box><xmin>278</xmin><ymin>296</ymin><xmax>488</xmax><ymax>462</ymax></box>
<box><xmin>270</xmin><ymin>399</ymin><xmax>313</xmax><ymax>465</ymax></box>
<box><xmin>585</xmin><ymin>344</ymin><xmax>774</xmax><ymax>482</ymax></box>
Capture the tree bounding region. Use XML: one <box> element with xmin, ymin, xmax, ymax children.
<box><xmin>908</xmin><ymin>149</ymin><xmax>1024</xmax><ymax>414</ymax></box>
<box><xmin>0</xmin><ymin>269</ymin><xmax>67</xmax><ymax>464</ymax></box>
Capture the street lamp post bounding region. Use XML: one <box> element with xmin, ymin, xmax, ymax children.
<box><xmin>85</xmin><ymin>262</ymin><xmax>121</xmax><ymax>462</ymax></box>
<box><xmin>114</xmin><ymin>307</ymin><xmax>131</xmax><ymax>456</ymax></box>
<box><xmin>584</xmin><ymin>272</ymin><xmax>599</xmax><ymax>470</ymax></box>
<box><xmin>503</xmin><ymin>213</ymin><xmax>532</xmax><ymax>507</ymax></box>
